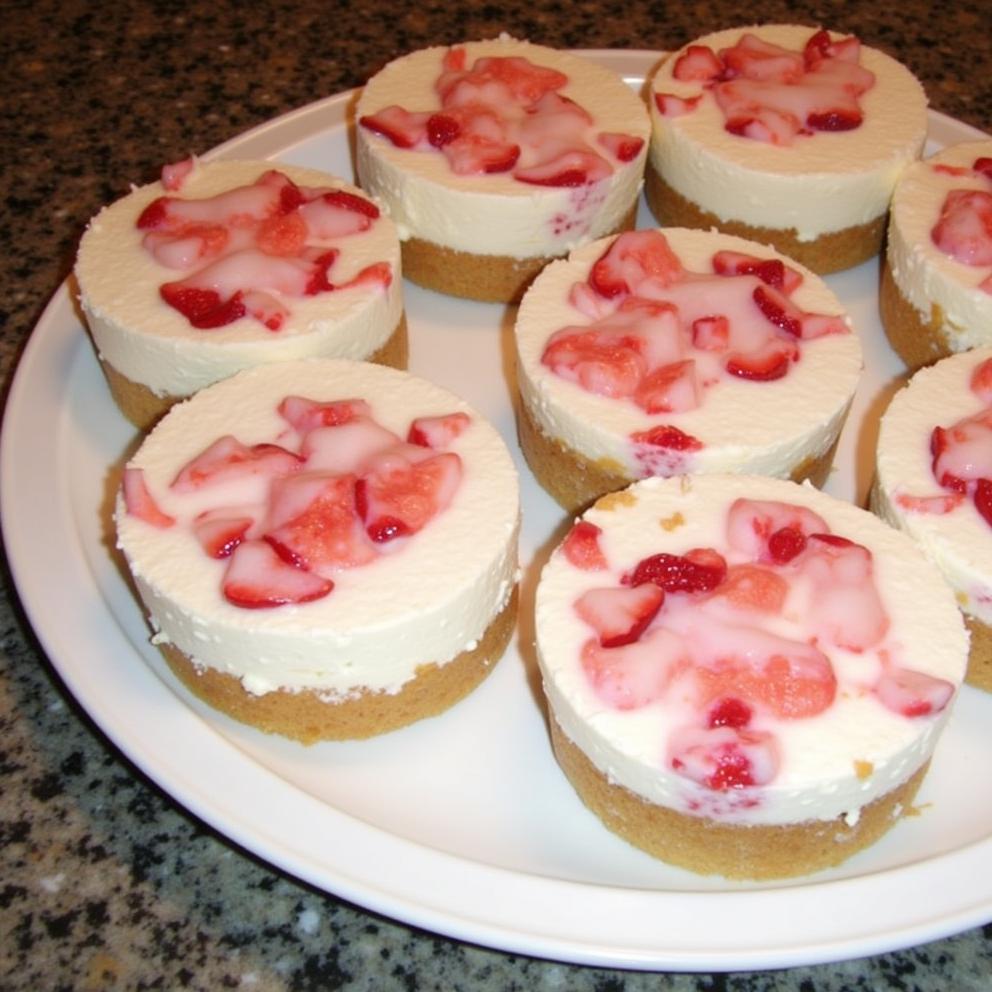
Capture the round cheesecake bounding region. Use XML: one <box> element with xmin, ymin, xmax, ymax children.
<box><xmin>514</xmin><ymin>227</ymin><xmax>862</xmax><ymax>512</ymax></box>
<box><xmin>77</xmin><ymin>160</ymin><xmax>407</xmax><ymax>430</ymax></box>
<box><xmin>355</xmin><ymin>38</ymin><xmax>649</xmax><ymax>302</ymax></box>
<box><xmin>881</xmin><ymin>141</ymin><xmax>992</xmax><ymax>371</ymax></box>
<box><xmin>536</xmin><ymin>474</ymin><xmax>968</xmax><ymax>879</ymax></box>
<box><xmin>115</xmin><ymin>359</ymin><xmax>520</xmax><ymax>742</ymax></box>
<box><xmin>646</xmin><ymin>25</ymin><xmax>928</xmax><ymax>274</ymax></box>
<box><xmin>872</xmin><ymin>347</ymin><xmax>992</xmax><ymax>691</ymax></box>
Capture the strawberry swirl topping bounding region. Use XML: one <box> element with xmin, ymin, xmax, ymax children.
<box><xmin>359</xmin><ymin>46</ymin><xmax>643</xmax><ymax>186</ymax></box>
<box><xmin>136</xmin><ymin>165</ymin><xmax>391</xmax><ymax>331</ymax></box>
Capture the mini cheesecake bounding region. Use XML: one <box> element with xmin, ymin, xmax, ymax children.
<box><xmin>873</xmin><ymin>347</ymin><xmax>992</xmax><ymax>691</ymax></box>
<box><xmin>77</xmin><ymin>160</ymin><xmax>407</xmax><ymax>430</ymax></box>
<box><xmin>647</xmin><ymin>25</ymin><xmax>928</xmax><ymax>273</ymax></box>
<box><xmin>355</xmin><ymin>37</ymin><xmax>649</xmax><ymax>302</ymax></box>
<box><xmin>514</xmin><ymin>227</ymin><xmax>862</xmax><ymax>512</ymax></box>
<box><xmin>881</xmin><ymin>141</ymin><xmax>992</xmax><ymax>370</ymax></box>
<box><xmin>115</xmin><ymin>359</ymin><xmax>520</xmax><ymax>742</ymax></box>
<box><xmin>536</xmin><ymin>474</ymin><xmax>968</xmax><ymax>879</ymax></box>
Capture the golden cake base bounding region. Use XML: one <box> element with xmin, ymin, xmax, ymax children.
<box><xmin>99</xmin><ymin>313</ymin><xmax>410</xmax><ymax>432</ymax></box>
<box><xmin>644</xmin><ymin>166</ymin><xmax>885</xmax><ymax>276</ymax></box>
<box><xmin>159</xmin><ymin>586</ymin><xmax>516</xmax><ymax>744</ymax></box>
<box><xmin>400</xmin><ymin>204</ymin><xmax>639</xmax><ymax>304</ymax></box>
<box><xmin>879</xmin><ymin>256</ymin><xmax>959</xmax><ymax>372</ymax></box>
<box><xmin>517</xmin><ymin>399</ymin><xmax>839</xmax><ymax>515</ymax></box>
<box><xmin>549</xmin><ymin>715</ymin><xmax>928</xmax><ymax>880</ymax></box>
<box><xmin>964</xmin><ymin>613</ymin><xmax>992</xmax><ymax>693</ymax></box>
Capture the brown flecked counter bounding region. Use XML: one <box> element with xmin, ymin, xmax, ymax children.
<box><xmin>2</xmin><ymin>1</ymin><xmax>990</xmax><ymax>988</ymax></box>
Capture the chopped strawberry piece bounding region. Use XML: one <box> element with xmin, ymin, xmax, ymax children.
<box><xmin>358</xmin><ymin>105</ymin><xmax>430</xmax><ymax>148</ymax></box>
<box><xmin>514</xmin><ymin>149</ymin><xmax>611</xmax><ymax>187</ymax></box>
<box><xmin>160</xmin><ymin>157</ymin><xmax>195</xmax><ymax>191</ymax></box>
<box><xmin>443</xmin><ymin>135</ymin><xmax>520</xmax><ymax>175</ymax></box>
<box><xmin>724</xmin><ymin>338</ymin><xmax>796</xmax><ymax>381</ymax></box>
<box><xmin>334</xmin><ymin>261</ymin><xmax>393</xmax><ymax>292</ymax></box>
<box><xmin>654</xmin><ymin>92</ymin><xmax>702</xmax><ymax>117</ymax></box>
<box><xmin>426</xmin><ymin>112</ymin><xmax>461</xmax><ymax>147</ymax></box>
<box><xmin>707</xmin><ymin>697</ymin><xmax>753</xmax><ymax>729</ymax></box>
<box><xmin>720</xmin><ymin>33</ymin><xmax>804</xmax><ymax>84</ymax></box>
<box><xmin>711</xmin><ymin>250</ymin><xmax>802</xmax><ymax>292</ymax></box>
<box><xmin>633</xmin><ymin>359</ymin><xmax>700</xmax><ymax>414</ymax></box>
<box><xmin>874</xmin><ymin>667</ymin><xmax>955</xmax><ymax>718</ymax></box>
<box><xmin>669</xmin><ymin>725</ymin><xmax>779</xmax><ymax>790</ymax></box>
<box><xmin>355</xmin><ymin>451</ymin><xmax>462</xmax><ymax>543</ymax></box>
<box><xmin>630</xmin><ymin>424</ymin><xmax>703</xmax><ymax>451</ymax></box>
<box><xmin>171</xmin><ymin>436</ymin><xmax>302</xmax><ymax>492</ymax></box>
<box><xmin>469</xmin><ymin>54</ymin><xmax>568</xmax><ymax>104</ymax></box>
<box><xmin>588</xmin><ymin>230</ymin><xmax>684</xmax><ymax>299</ymax></box>
<box><xmin>541</xmin><ymin>328</ymin><xmax>646</xmax><ymax>399</ymax></box>
<box><xmin>574</xmin><ymin>583</ymin><xmax>665</xmax><ymax>648</ymax></box>
<box><xmin>974</xmin><ymin>157</ymin><xmax>992</xmax><ymax>181</ymax></box>
<box><xmin>692</xmin><ymin>315</ymin><xmax>730</xmax><ymax>352</ymax></box>
<box><xmin>752</xmin><ymin>284</ymin><xmax>803</xmax><ymax>337</ymax></box>
<box><xmin>562</xmin><ymin>520</ymin><xmax>609</xmax><ymax>571</ymax></box>
<box><xmin>265</xmin><ymin>473</ymin><xmax>376</xmax><ymax>570</ymax></box>
<box><xmin>277</xmin><ymin>396</ymin><xmax>372</xmax><ymax>434</ymax></box>
<box><xmin>581</xmin><ymin>626</ymin><xmax>687</xmax><ymax>710</ymax></box>
<box><xmin>931</xmin><ymin>189</ymin><xmax>992</xmax><ymax>267</ymax></box>
<box><xmin>712</xmin><ymin>563</ymin><xmax>788</xmax><ymax>613</ymax></box>
<box><xmin>256</xmin><ymin>212</ymin><xmax>307</xmax><ymax>257</ymax></box>
<box><xmin>975</xmin><ymin>479</ymin><xmax>992</xmax><ymax>528</ymax></box>
<box><xmin>894</xmin><ymin>491</ymin><xmax>966</xmax><ymax>515</ymax></box>
<box><xmin>726</xmin><ymin>498</ymin><xmax>828</xmax><ymax>562</ymax></box>
<box><xmin>798</xmin><ymin>312</ymin><xmax>848</xmax><ymax>339</ymax></box>
<box><xmin>803</xmin><ymin>29</ymin><xmax>861</xmax><ymax>69</ymax></box>
<box><xmin>625</xmin><ymin>548</ymin><xmax>727</xmax><ymax>594</ymax></box>
<box><xmin>160</xmin><ymin>284</ymin><xmax>247</xmax><ymax>329</ymax></box>
<box><xmin>724</xmin><ymin>107</ymin><xmax>801</xmax><ymax>146</ymax></box>
<box><xmin>321</xmin><ymin>189</ymin><xmax>379</xmax><ymax>219</ymax></box>
<box><xmin>970</xmin><ymin>358</ymin><xmax>992</xmax><ymax>403</ymax></box>
<box><xmin>136</xmin><ymin>196</ymin><xmax>171</xmax><ymax>230</ymax></box>
<box><xmin>673</xmin><ymin>44</ymin><xmax>725</xmax><ymax>82</ymax></box>
<box><xmin>121</xmin><ymin>468</ymin><xmax>175</xmax><ymax>528</ymax></box>
<box><xmin>407</xmin><ymin>412</ymin><xmax>470</xmax><ymax>449</ymax></box>
<box><xmin>807</xmin><ymin>108</ymin><xmax>863</xmax><ymax>131</ymax></box>
<box><xmin>767</xmin><ymin>525</ymin><xmax>807</xmax><ymax>563</ymax></box>
<box><xmin>596</xmin><ymin>132</ymin><xmax>644</xmax><ymax>162</ymax></box>
<box><xmin>223</xmin><ymin>539</ymin><xmax>333</xmax><ymax>609</ymax></box>
<box><xmin>193</xmin><ymin>511</ymin><xmax>252</xmax><ymax>559</ymax></box>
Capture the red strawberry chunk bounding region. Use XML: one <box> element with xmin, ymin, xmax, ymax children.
<box><xmin>767</xmin><ymin>525</ymin><xmax>807</xmax><ymax>563</ymax></box>
<box><xmin>562</xmin><ymin>520</ymin><xmax>609</xmax><ymax>571</ymax></box>
<box><xmin>443</xmin><ymin>135</ymin><xmax>520</xmax><ymax>175</ymax></box>
<box><xmin>711</xmin><ymin>250</ymin><xmax>802</xmax><ymax>293</ymax></box>
<box><xmin>358</xmin><ymin>105</ymin><xmax>431</xmax><ymax>148</ymax></box>
<box><xmin>514</xmin><ymin>149</ymin><xmax>611</xmax><ymax>187</ymax></box>
<box><xmin>469</xmin><ymin>54</ymin><xmax>568</xmax><ymax>104</ymax></box>
<box><xmin>121</xmin><ymin>468</ymin><xmax>175</xmax><ymax>528</ymax></box>
<box><xmin>581</xmin><ymin>626</ymin><xmax>687</xmax><ymax>710</ymax></box>
<box><xmin>630</xmin><ymin>424</ymin><xmax>703</xmax><ymax>452</ymax></box>
<box><xmin>160</xmin><ymin>157</ymin><xmax>195</xmax><ymax>191</ymax></box>
<box><xmin>223</xmin><ymin>539</ymin><xmax>333</xmax><ymax>609</ymax></box>
<box><xmin>256</xmin><ymin>212</ymin><xmax>307</xmax><ymax>256</ymax></box>
<box><xmin>654</xmin><ymin>92</ymin><xmax>702</xmax><ymax>118</ymax></box>
<box><xmin>541</xmin><ymin>328</ymin><xmax>646</xmax><ymax>399</ymax></box>
<box><xmin>692</xmin><ymin>315</ymin><xmax>730</xmax><ymax>352</ymax></box>
<box><xmin>633</xmin><ymin>359</ymin><xmax>700</xmax><ymax>414</ymax></box>
<box><xmin>265</xmin><ymin>473</ymin><xmax>376</xmax><ymax>570</ymax></box>
<box><xmin>596</xmin><ymin>132</ymin><xmax>645</xmax><ymax>163</ymax></box>
<box><xmin>320</xmin><ymin>189</ymin><xmax>379</xmax><ymax>219</ymax></box>
<box><xmin>334</xmin><ymin>261</ymin><xmax>393</xmax><ymax>292</ymax></box>
<box><xmin>193</xmin><ymin>510</ymin><xmax>253</xmax><ymax>559</ymax></box>
<box><xmin>707</xmin><ymin>697</ymin><xmax>753</xmax><ymax>729</ymax></box>
<box><xmin>720</xmin><ymin>33</ymin><xmax>804</xmax><ymax>84</ymax></box>
<box><xmin>171</xmin><ymin>436</ymin><xmax>302</xmax><ymax>492</ymax></box>
<box><xmin>407</xmin><ymin>412</ymin><xmax>471</xmax><ymax>449</ymax></box>
<box><xmin>589</xmin><ymin>230</ymin><xmax>684</xmax><ymax>299</ymax></box>
<box><xmin>806</xmin><ymin>108</ymin><xmax>863</xmax><ymax>132</ymax></box>
<box><xmin>726</xmin><ymin>498</ymin><xmax>828</xmax><ymax>562</ymax></box>
<box><xmin>724</xmin><ymin>337</ymin><xmax>797</xmax><ymax>381</ymax></box>
<box><xmin>711</xmin><ymin>563</ymin><xmax>788</xmax><ymax>613</ymax></box>
<box><xmin>160</xmin><ymin>284</ymin><xmax>247</xmax><ymax>329</ymax></box>
<box><xmin>931</xmin><ymin>190</ymin><xmax>992</xmax><ymax>267</ymax></box>
<box><xmin>277</xmin><ymin>396</ymin><xmax>372</xmax><ymax>434</ymax></box>
<box><xmin>673</xmin><ymin>44</ymin><xmax>725</xmax><ymax>82</ymax></box>
<box><xmin>668</xmin><ymin>724</ymin><xmax>779</xmax><ymax>790</ymax></box>
<box><xmin>975</xmin><ymin>479</ymin><xmax>992</xmax><ymax>528</ymax></box>
<box><xmin>355</xmin><ymin>451</ymin><xmax>462</xmax><ymax>543</ymax></box>
<box><xmin>625</xmin><ymin>548</ymin><xmax>727</xmax><ymax>594</ymax></box>
<box><xmin>874</xmin><ymin>667</ymin><xmax>955</xmax><ymax>718</ymax></box>
<box><xmin>574</xmin><ymin>583</ymin><xmax>665</xmax><ymax>648</ymax></box>
<box><xmin>970</xmin><ymin>357</ymin><xmax>992</xmax><ymax>404</ymax></box>
<box><xmin>752</xmin><ymin>283</ymin><xmax>803</xmax><ymax>337</ymax></box>
<box><xmin>426</xmin><ymin>112</ymin><xmax>461</xmax><ymax>147</ymax></box>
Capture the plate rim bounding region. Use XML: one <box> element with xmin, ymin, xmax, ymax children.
<box><xmin>3</xmin><ymin>48</ymin><xmax>991</xmax><ymax>972</ymax></box>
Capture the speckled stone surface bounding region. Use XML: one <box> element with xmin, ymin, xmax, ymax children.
<box><xmin>2</xmin><ymin>1</ymin><xmax>991</xmax><ymax>988</ymax></box>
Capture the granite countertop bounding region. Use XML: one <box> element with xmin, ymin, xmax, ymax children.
<box><xmin>2</xmin><ymin>1</ymin><xmax>991</xmax><ymax>988</ymax></box>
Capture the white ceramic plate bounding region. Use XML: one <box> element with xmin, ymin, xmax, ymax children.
<box><xmin>3</xmin><ymin>50</ymin><xmax>991</xmax><ymax>972</ymax></box>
